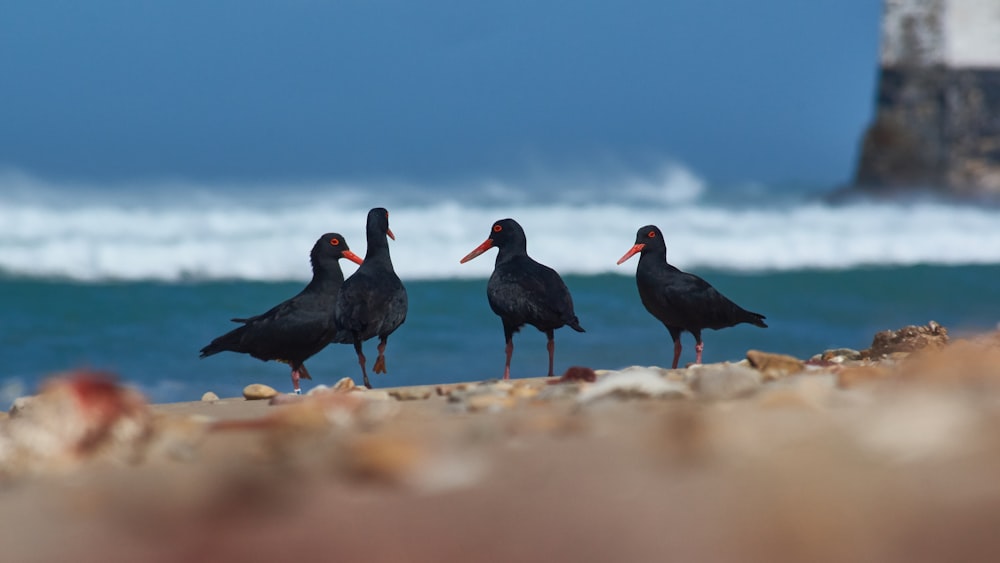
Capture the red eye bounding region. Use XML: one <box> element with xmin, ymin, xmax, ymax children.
<box><xmin>330</xmin><ymin>238</ymin><xmax>340</xmax><ymax>246</ymax></box>
<box><xmin>493</xmin><ymin>224</ymin><xmax>502</xmax><ymax>233</ymax></box>
<box><xmin>647</xmin><ymin>231</ymin><xmax>656</xmax><ymax>238</ymax></box>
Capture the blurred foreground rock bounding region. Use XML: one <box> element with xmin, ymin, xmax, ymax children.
<box><xmin>4</xmin><ymin>323</ymin><xmax>1000</xmax><ymax>562</ymax></box>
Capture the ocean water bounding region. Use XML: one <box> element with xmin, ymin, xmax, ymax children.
<box><xmin>3</xmin><ymin>167</ymin><xmax>1000</xmax><ymax>404</ymax></box>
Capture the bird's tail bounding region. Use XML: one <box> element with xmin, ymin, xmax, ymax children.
<box><xmin>568</xmin><ymin>316</ymin><xmax>585</xmax><ymax>333</ymax></box>
<box><xmin>199</xmin><ymin>327</ymin><xmax>247</xmax><ymax>358</ymax></box>
<box><xmin>741</xmin><ymin>310</ymin><xmax>768</xmax><ymax>329</ymax></box>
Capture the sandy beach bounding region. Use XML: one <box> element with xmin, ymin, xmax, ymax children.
<box><xmin>3</xmin><ymin>321</ymin><xmax>1000</xmax><ymax>562</ymax></box>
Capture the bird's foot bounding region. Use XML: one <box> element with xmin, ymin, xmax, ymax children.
<box><xmin>373</xmin><ymin>355</ymin><xmax>387</xmax><ymax>374</ymax></box>
<box><xmin>292</xmin><ymin>388</ymin><xmax>302</xmax><ymax>395</ymax></box>
<box><xmin>363</xmin><ymin>374</ymin><xmax>372</xmax><ymax>389</ymax></box>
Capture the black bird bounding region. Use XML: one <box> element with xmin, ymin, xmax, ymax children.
<box><xmin>617</xmin><ymin>225</ymin><xmax>767</xmax><ymax>369</ymax></box>
<box><xmin>335</xmin><ymin>208</ymin><xmax>408</xmax><ymax>389</ymax></box>
<box><xmin>199</xmin><ymin>233</ymin><xmax>364</xmax><ymax>392</ymax></box>
<box><xmin>460</xmin><ymin>218</ymin><xmax>584</xmax><ymax>380</ymax></box>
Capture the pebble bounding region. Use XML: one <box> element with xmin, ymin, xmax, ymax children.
<box><xmin>332</xmin><ymin>377</ymin><xmax>357</xmax><ymax>392</ymax></box>
<box><xmin>242</xmin><ymin>383</ymin><xmax>279</xmax><ymax>401</ymax></box>
<box><xmin>690</xmin><ymin>363</ymin><xmax>762</xmax><ymax>401</ymax></box>
<box><xmin>8</xmin><ymin>396</ymin><xmax>35</xmax><ymax>417</ymax></box>
<box><xmin>821</xmin><ymin>348</ymin><xmax>862</xmax><ymax>362</ymax></box>
<box><xmin>549</xmin><ymin>366</ymin><xmax>597</xmax><ymax>384</ymax></box>
<box><xmin>389</xmin><ymin>387</ymin><xmax>434</xmax><ymax>401</ymax></box>
<box><xmin>745</xmin><ymin>350</ymin><xmax>805</xmax><ymax>381</ymax></box>
<box><xmin>577</xmin><ymin>368</ymin><xmax>691</xmax><ymax>404</ymax></box>
<box><xmin>201</xmin><ymin>392</ymin><xmax>219</xmax><ymax>402</ymax></box>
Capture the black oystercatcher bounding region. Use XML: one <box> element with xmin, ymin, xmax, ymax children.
<box><xmin>617</xmin><ymin>225</ymin><xmax>767</xmax><ymax>369</ymax></box>
<box><xmin>335</xmin><ymin>208</ymin><xmax>408</xmax><ymax>389</ymax></box>
<box><xmin>460</xmin><ymin>218</ymin><xmax>585</xmax><ymax>380</ymax></box>
<box><xmin>199</xmin><ymin>233</ymin><xmax>364</xmax><ymax>393</ymax></box>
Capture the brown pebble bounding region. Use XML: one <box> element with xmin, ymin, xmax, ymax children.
<box><xmin>332</xmin><ymin>377</ymin><xmax>357</xmax><ymax>393</ymax></box>
<box><xmin>242</xmin><ymin>383</ymin><xmax>279</xmax><ymax>400</ymax></box>
<box><xmin>389</xmin><ymin>387</ymin><xmax>434</xmax><ymax>401</ymax></box>
<box><xmin>746</xmin><ymin>350</ymin><xmax>805</xmax><ymax>380</ymax></box>
<box><xmin>548</xmin><ymin>366</ymin><xmax>597</xmax><ymax>384</ymax></box>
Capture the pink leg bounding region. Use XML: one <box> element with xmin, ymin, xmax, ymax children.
<box><xmin>546</xmin><ymin>333</ymin><xmax>555</xmax><ymax>377</ymax></box>
<box><xmin>695</xmin><ymin>342</ymin><xmax>704</xmax><ymax>365</ymax></box>
<box><xmin>671</xmin><ymin>340</ymin><xmax>682</xmax><ymax>369</ymax></box>
<box><xmin>374</xmin><ymin>337</ymin><xmax>388</xmax><ymax>374</ymax></box>
<box><xmin>503</xmin><ymin>340</ymin><xmax>513</xmax><ymax>380</ymax></box>
<box><xmin>353</xmin><ymin>340</ymin><xmax>370</xmax><ymax>388</ymax></box>
<box><xmin>290</xmin><ymin>364</ymin><xmax>313</xmax><ymax>393</ymax></box>
<box><xmin>357</xmin><ymin>353</ymin><xmax>370</xmax><ymax>388</ymax></box>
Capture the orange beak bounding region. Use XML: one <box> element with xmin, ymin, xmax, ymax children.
<box><xmin>341</xmin><ymin>250</ymin><xmax>364</xmax><ymax>265</ymax></box>
<box><xmin>460</xmin><ymin>239</ymin><xmax>493</xmax><ymax>263</ymax></box>
<box><xmin>616</xmin><ymin>243</ymin><xmax>645</xmax><ymax>265</ymax></box>
<box><xmin>386</xmin><ymin>228</ymin><xmax>395</xmax><ymax>241</ymax></box>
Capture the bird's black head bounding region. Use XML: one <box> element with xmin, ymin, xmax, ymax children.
<box><xmin>617</xmin><ymin>224</ymin><xmax>666</xmax><ymax>265</ymax></box>
<box><xmin>366</xmin><ymin>207</ymin><xmax>396</xmax><ymax>241</ymax></box>
<box><xmin>635</xmin><ymin>225</ymin><xmax>665</xmax><ymax>246</ymax></box>
<box><xmin>486</xmin><ymin>218</ymin><xmax>526</xmax><ymax>248</ymax></box>
<box><xmin>312</xmin><ymin>233</ymin><xmax>364</xmax><ymax>267</ymax></box>
<box><xmin>459</xmin><ymin>218</ymin><xmax>527</xmax><ymax>263</ymax></box>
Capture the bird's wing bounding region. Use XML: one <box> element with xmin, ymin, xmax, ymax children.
<box><xmin>660</xmin><ymin>269</ymin><xmax>745</xmax><ymax>329</ymax></box>
<box><xmin>488</xmin><ymin>260</ymin><xmax>575</xmax><ymax>325</ymax></box>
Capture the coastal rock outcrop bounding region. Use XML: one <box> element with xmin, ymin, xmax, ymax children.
<box><xmin>854</xmin><ymin>0</ymin><xmax>1000</xmax><ymax>197</ymax></box>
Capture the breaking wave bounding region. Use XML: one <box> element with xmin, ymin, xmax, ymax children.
<box><xmin>3</xmin><ymin>168</ymin><xmax>1000</xmax><ymax>281</ymax></box>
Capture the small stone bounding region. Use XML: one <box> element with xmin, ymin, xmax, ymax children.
<box><xmin>332</xmin><ymin>377</ymin><xmax>357</xmax><ymax>392</ymax></box>
<box><xmin>821</xmin><ymin>348</ymin><xmax>862</xmax><ymax>362</ymax></box>
<box><xmin>242</xmin><ymin>383</ymin><xmax>279</xmax><ymax>400</ymax></box>
<box><xmin>201</xmin><ymin>391</ymin><xmax>219</xmax><ymax>402</ymax></box>
<box><xmin>745</xmin><ymin>350</ymin><xmax>805</xmax><ymax>381</ymax></box>
<box><xmin>489</xmin><ymin>381</ymin><xmax>514</xmax><ymax>392</ymax></box>
<box><xmin>8</xmin><ymin>396</ymin><xmax>36</xmax><ymax>417</ymax></box>
<box><xmin>389</xmin><ymin>387</ymin><xmax>434</xmax><ymax>401</ymax></box>
<box><xmin>691</xmin><ymin>363</ymin><xmax>762</xmax><ymax>401</ymax></box>
<box><xmin>577</xmin><ymin>369</ymin><xmax>691</xmax><ymax>404</ymax></box>
<box><xmin>549</xmin><ymin>366</ymin><xmax>597</xmax><ymax>384</ymax></box>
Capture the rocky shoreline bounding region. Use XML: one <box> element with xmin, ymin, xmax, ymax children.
<box><xmin>3</xmin><ymin>321</ymin><xmax>1000</xmax><ymax>561</ymax></box>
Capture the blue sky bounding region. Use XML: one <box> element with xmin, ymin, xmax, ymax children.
<box><xmin>1</xmin><ymin>1</ymin><xmax>881</xmax><ymax>187</ymax></box>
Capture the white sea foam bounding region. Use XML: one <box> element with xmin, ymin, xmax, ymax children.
<box><xmin>2</xmin><ymin>169</ymin><xmax>1000</xmax><ymax>281</ymax></box>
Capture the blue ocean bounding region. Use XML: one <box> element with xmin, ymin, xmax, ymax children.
<box><xmin>3</xmin><ymin>167</ymin><xmax>999</xmax><ymax>404</ymax></box>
